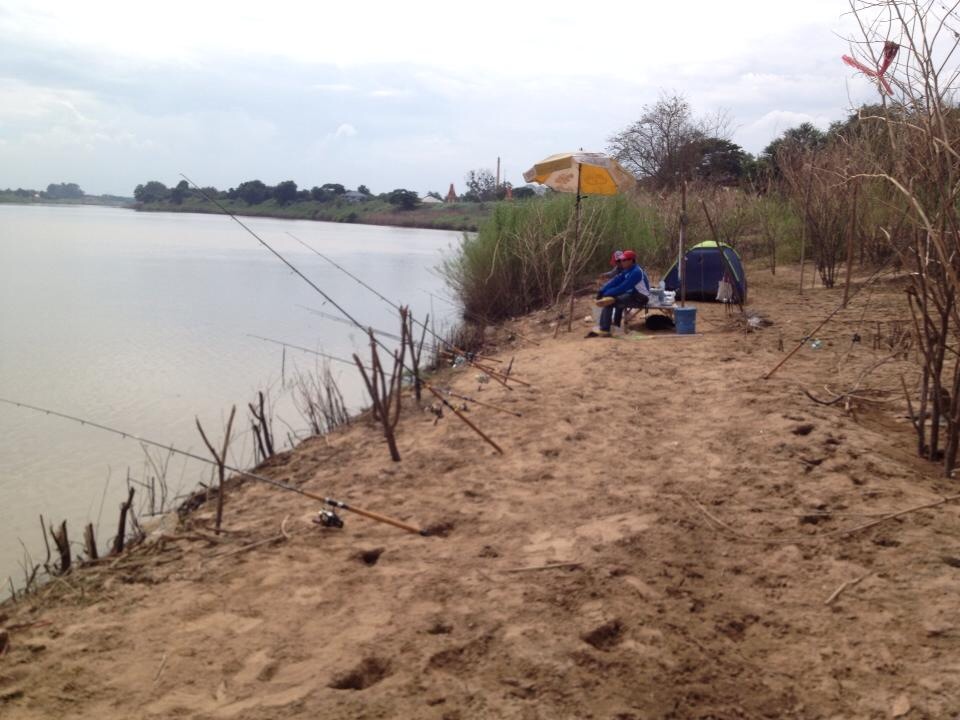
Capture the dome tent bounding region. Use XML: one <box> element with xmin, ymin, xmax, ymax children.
<box><xmin>663</xmin><ymin>241</ymin><xmax>747</xmax><ymax>303</ymax></box>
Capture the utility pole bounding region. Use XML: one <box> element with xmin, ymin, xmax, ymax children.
<box><xmin>496</xmin><ymin>156</ymin><xmax>501</xmax><ymax>189</ymax></box>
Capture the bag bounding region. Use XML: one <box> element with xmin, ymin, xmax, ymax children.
<box><xmin>717</xmin><ymin>276</ymin><xmax>734</xmax><ymax>303</ymax></box>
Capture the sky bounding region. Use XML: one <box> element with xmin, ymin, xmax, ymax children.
<box><xmin>0</xmin><ymin>0</ymin><xmax>878</xmax><ymax>196</ymax></box>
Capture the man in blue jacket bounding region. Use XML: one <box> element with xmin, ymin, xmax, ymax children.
<box><xmin>588</xmin><ymin>250</ymin><xmax>650</xmax><ymax>337</ymax></box>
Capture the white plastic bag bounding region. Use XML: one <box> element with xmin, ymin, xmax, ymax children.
<box><xmin>717</xmin><ymin>277</ymin><xmax>734</xmax><ymax>303</ymax></box>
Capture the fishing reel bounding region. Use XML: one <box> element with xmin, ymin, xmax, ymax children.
<box><xmin>313</xmin><ymin>508</ymin><xmax>344</xmax><ymax>529</ymax></box>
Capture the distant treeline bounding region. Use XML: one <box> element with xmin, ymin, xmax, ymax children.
<box><xmin>133</xmin><ymin>171</ymin><xmax>539</xmax><ymax>211</ymax></box>
<box><xmin>0</xmin><ymin>183</ymin><xmax>132</xmax><ymax>206</ymax></box>
<box><xmin>133</xmin><ymin>179</ymin><xmax>437</xmax><ymax>210</ymax></box>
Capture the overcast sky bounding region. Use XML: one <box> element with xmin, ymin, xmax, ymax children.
<box><xmin>0</xmin><ymin>0</ymin><xmax>876</xmax><ymax>196</ymax></box>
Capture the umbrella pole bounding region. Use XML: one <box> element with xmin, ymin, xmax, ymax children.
<box><xmin>679</xmin><ymin>180</ymin><xmax>687</xmax><ymax>307</ymax></box>
<box><xmin>566</xmin><ymin>170</ymin><xmax>582</xmax><ymax>332</ymax></box>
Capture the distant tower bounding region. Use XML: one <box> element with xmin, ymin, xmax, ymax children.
<box><xmin>505</xmin><ymin>184</ymin><xmax>513</xmax><ymax>201</ymax></box>
<box><xmin>446</xmin><ymin>183</ymin><xmax>457</xmax><ymax>203</ymax></box>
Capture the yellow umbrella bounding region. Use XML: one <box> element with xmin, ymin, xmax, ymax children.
<box><xmin>522</xmin><ymin>151</ymin><xmax>636</xmax><ymax>196</ymax></box>
<box><xmin>523</xmin><ymin>152</ymin><xmax>636</xmax><ymax>331</ymax></box>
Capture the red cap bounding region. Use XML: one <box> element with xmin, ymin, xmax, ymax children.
<box><xmin>621</xmin><ymin>250</ymin><xmax>637</xmax><ymax>262</ymax></box>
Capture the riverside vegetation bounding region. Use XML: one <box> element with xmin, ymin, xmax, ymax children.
<box><xmin>444</xmin><ymin>0</ymin><xmax>960</xmax><ymax>479</ymax></box>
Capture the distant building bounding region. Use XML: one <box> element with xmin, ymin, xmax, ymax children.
<box><xmin>421</xmin><ymin>195</ymin><xmax>443</xmax><ymax>204</ymax></box>
<box><xmin>445</xmin><ymin>183</ymin><xmax>457</xmax><ymax>203</ymax></box>
<box><xmin>342</xmin><ymin>191</ymin><xmax>367</xmax><ymax>203</ymax></box>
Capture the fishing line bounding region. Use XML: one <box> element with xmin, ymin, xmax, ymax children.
<box><xmin>286</xmin><ymin>232</ymin><xmax>522</xmax><ymax>387</ymax></box>
<box><xmin>0</xmin><ymin>396</ymin><xmax>426</xmax><ymax>535</ymax></box>
<box><xmin>181</xmin><ymin>178</ymin><xmax>504</xmax><ymax>453</ymax></box>
<box><xmin>246</xmin><ymin>333</ymin><xmax>372</xmax><ymax>370</ymax></box>
<box><xmin>296</xmin><ymin>305</ymin><xmax>403</xmax><ymax>341</ymax></box>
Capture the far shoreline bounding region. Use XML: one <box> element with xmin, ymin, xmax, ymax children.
<box><xmin>1</xmin><ymin>197</ymin><xmax>492</xmax><ymax>233</ymax></box>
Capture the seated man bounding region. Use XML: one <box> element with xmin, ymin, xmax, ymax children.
<box><xmin>588</xmin><ymin>250</ymin><xmax>650</xmax><ymax>337</ymax></box>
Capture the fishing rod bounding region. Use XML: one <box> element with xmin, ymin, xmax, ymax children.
<box><xmin>0</xmin><ymin>397</ymin><xmax>426</xmax><ymax>535</ymax></box>
<box><xmin>182</xmin><ymin>177</ymin><xmax>504</xmax><ymax>454</ymax></box>
<box><xmin>297</xmin><ymin>305</ymin><xmax>403</xmax><ymax>342</ymax></box>
<box><xmin>286</xmin><ymin>232</ymin><xmax>521</xmax><ymax>388</ymax></box>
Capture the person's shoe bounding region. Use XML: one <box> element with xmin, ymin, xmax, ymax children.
<box><xmin>585</xmin><ymin>329</ymin><xmax>611</xmax><ymax>338</ymax></box>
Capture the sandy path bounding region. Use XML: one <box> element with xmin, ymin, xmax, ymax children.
<box><xmin>2</xmin><ymin>267</ymin><xmax>959</xmax><ymax>719</ymax></box>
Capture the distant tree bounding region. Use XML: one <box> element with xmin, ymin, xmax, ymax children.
<box><xmin>14</xmin><ymin>188</ymin><xmax>32</xmax><ymax>198</ymax></box>
<box><xmin>694</xmin><ymin>139</ymin><xmax>749</xmax><ymax>186</ymax></box>
<box><xmin>494</xmin><ymin>181</ymin><xmax>513</xmax><ymax>201</ymax></box>
<box><xmin>236</xmin><ymin>179</ymin><xmax>270</xmax><ymax>205</ymax></box>
<box><xmin>463</xmin><ymin>169</ymin><xmax>497</xmax><ymax>202</ymax></box>
<box><xmin>357</xmin><ymin>184</ymin><xmax>372</xmax><ymax>195</ymax></box>
<box><xmin>134</xmin><ymin>181</ymin><xmax>169</xmax><ymax>203</ymax></box>
<box><xmin>512</xmin><ymin>186</ymin><xmax>536</xmax><ymax>199</ymax></box>
<box><xmin>761</xmin><ymin>122</ymin><xmax>828</xmax><ymax>177</ymax></box>
<box><xmin>169</xmin><ymin>179</ymin><xmax>191</xmax><ymax>205</ymax></box>
<box><xmin>321</xmin><ymin>183</ymin><xmax>346</xmax><ymax>195</ymax></box>
<box><xmin>296</xmin><ymin>189</ymin><xmax>311</xmax><ymax>201</ymax></box>
<box><xmin>426</xmin><ymin>190</ymin><xmax>443</xmax><ymax>200</ymax></box>
<box><xmin>198</xmin><ymin>186</ymin><xmax>222</xmax><ymax>201</ymax></box>
<box><xmin>387</xmin><ymin>188</ymin><xmax>421</xmax><ymax>210</ymax></box>
<box><xmin>274</xmin><ymin>180</ymin><xmax>299</xmax><ymax>205</ymax></box>
<box><xmin>310</xmin><ymin>186</ymin><xmax>329</xmax><ymax>202</ymax></box>
<box><xmin>607</xmin><ymin>93</ymin><xmax>730</xmax><ymax>188</ymax></box>
<box><xmin>762</xmin><ymin>122</ymin><xmax>827</xmax><ymax>159</ymax></box>
<box><xmin>44</xmin><ymin>182</ymin><xmax>84</xmax><ymax>200</ymax></box>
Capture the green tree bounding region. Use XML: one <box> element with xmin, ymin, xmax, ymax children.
<box><xmin>463</xmin><ymin>169</ymin><xmax>497</xmax><ymax>202</ymax></box>
<box><xmin>273</xmin><ymin>180</ymin><xmax>299</xmax><ymax>205</ymax></box>
<box><xmin>512</xmin><ymin>186</ymin><xmax>536</xmax><ymax>199</ymax></box>
<box><xmin>169</xmin><ymin>179</ymin><xmax>190</xmax><ymax>205</ymax></box>
<box><xmin>387</xmin><ymin>188</ymin><xmax>421</xmax><ymax>210</ymax></box>
<box><xmin>45</xmin><ymin>182</ymin><xmax>84</xmax><ymax>200</ymax></box>
<box><xmin>357</xmin><ymin>184</ymin><xmax>371</xmax><ymax>195</ymax></box>
<box><xmin>321</xmin><ymin>183</ymin><xmax>346</xmax><ymax>195</ymax></box>
<box><xmin>694</xmin><ymin>139</ymin><xmax>749</xmax><ymax>185</ymax></box>
<box><xmin>134</xmin><ymin>181</ymin><xmax>169</xmax><ymax>203</ymax></box>
<box><xmin>236</xmin><ymin>179</ymin><xmax>270</xmax><ymax>205</ymax></box>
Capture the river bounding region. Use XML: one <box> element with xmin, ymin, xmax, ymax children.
<box><xmin>0</xmin><ymin>204</ymin><xmax>461</xmax><ymax>593</ymax></box>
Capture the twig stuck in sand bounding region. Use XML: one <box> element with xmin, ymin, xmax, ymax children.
<box><xmin>684</xmin><ymin>493</ymin><xmax>960</xmax><ymax>544</ymax></box>
<box><xmin>825</xmin><ymin>573</ymin><xmax>871</xmax><ymax>605</ymax></box>
<box><xmin>214</xmin><ymin>516</ymin><xmax>295</xmax><ymax>559</ymax></box>
<box><xmin>154</xmin><ymin>651</ymin><xmax>169</xmax><ymax>683</ymax></box>
<box><xmin>501</xmin><ymin>562</ymin><xmax>583</xmax><ymax>573</ymax></box>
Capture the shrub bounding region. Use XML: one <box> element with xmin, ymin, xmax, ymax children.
<box><xmin>441</xmin><ymin>194</ymin><xmax>664</xmax><ymax>321</ymax></box>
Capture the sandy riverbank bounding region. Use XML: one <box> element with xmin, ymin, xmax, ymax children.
<box><xmin>1</xmin><ymin>266</ymin><xmax>958</xmax><ymax>719</ymax></box>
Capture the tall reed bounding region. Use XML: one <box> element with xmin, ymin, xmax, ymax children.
<box><xmin>441</xmin><ymin>195</ymin><xmax>663</xmax><ymax>321</ymax></box>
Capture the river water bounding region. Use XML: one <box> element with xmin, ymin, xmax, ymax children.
<box><xmin>0</xmin><ymin>204</ymin><xmax>461</xmax><ymax>593</ymax></box>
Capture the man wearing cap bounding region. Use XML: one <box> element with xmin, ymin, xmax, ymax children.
<box><xmin>588</xmin><ymin>250</ymin><xmax>650</xmax><ymax>337</ymax></box>
<box><xmin>600</xmin><ymin>250</ymin><xmax>625</xmax><ymax>280</ymax></box>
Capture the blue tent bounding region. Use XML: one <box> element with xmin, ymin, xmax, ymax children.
<box><xmin>663</xmin><ymin>241</ymin><xmax>747</xmax><ymax>302</ymax></box>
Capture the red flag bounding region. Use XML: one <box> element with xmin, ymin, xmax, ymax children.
<box><xmin>842</xmin><ymin>41</ymin><xmax>899</xmax><ymax>95</ymax></box>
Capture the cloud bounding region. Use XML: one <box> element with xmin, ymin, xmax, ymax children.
<box><xmin>311</xmin><ymin>83</ymin><xmax>353</xmax><ymax>93</ymax></box>
<box><xmin>0</xmin><ymin>0</ymin><xmax>882</xmax><ymax>193</ymax></box>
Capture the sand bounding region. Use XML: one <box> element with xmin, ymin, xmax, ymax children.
<box><xmin>1</xmin><ymin>266</ymin><xmax>959</xmax><ymax>719</ymax></box>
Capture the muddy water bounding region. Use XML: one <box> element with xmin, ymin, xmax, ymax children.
<box><xmin>0</xmin><ymin>204</ymin><xmax>460</xmax><ymax>591</ymax></box>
